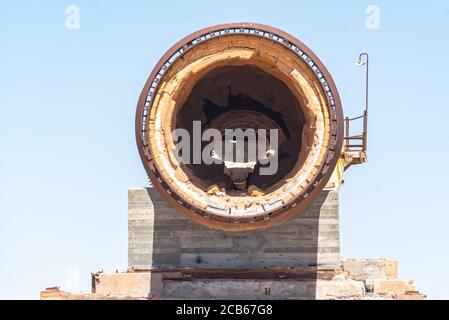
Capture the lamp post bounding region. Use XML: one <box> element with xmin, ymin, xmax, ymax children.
<box><xmin>355</xmin><ymin>53</ymin><xmax>369</xmax><ymax>151</ymax></box>
<box><xmin>356</xmin><ymin>53</ymin><xmax>369</xmax><ymax>115</ymax></box>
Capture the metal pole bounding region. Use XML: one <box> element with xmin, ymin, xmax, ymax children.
<box><xmin>358</xmin><ymin>53</ymin><xmax>369</xmax><ymax>150</ymax></box>
<box><xmin>358</xmin><ymin>53</ymin><xmax>369</xmax><ymax>113</ymax></box>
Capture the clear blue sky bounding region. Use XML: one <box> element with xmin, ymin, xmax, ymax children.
<box><xmin>1</xmin><ymin>1</ymin><xmax>448</xmax><ymax>299</ymax></box>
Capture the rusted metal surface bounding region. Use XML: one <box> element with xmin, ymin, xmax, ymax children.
<box><xmin>135</xmin><ymin>22</ymin><xmax>345</xmax><ymax>231</ymax></box>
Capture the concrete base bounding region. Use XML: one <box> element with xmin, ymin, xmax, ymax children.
<box><xmin>40</xmin><ymin>188</ymin><xmax>427</xmax><ymax>300</ymax></box>
<box><xmin>128</xmin><ymin>187</ymin><xmax>340</xmax><ymax>270</ymax></box>
<box><xmin>41</xmin><ymin>259</ymin><xmax>426</xmax><ymax>300</ymax></box>
<box><xmin>160</xmin><ymin>279</ymin><xmax>365</xmax><ymax>300</ymax></box>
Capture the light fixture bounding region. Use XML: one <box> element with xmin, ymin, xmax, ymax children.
<box><xmin>356</xmin><ymin>53</ymin><xmax>369</xmax><ymax>67</ymax></box>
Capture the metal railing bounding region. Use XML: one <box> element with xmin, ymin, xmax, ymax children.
<box><xmin>344</xmin><ymin>110</ymin><xmax>367</xmax><ymax>153</ymax></box>
<box><xmin>344</xmin><ymin>52</ymin><xmax>369</xmax><ymax>159</ymax></box>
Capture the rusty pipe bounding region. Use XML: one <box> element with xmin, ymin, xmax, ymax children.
<box><xmin>135</xmin><ymin>23</ymin><xmax>344</xmax><ymax>231</ymax></box>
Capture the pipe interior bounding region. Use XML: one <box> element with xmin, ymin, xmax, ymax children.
<box><xmin>176</xmin><ymin>65</ymin><xmax>306</xmax><ymax>194</ymax></box>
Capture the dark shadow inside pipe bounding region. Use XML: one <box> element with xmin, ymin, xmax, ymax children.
<box><xmin>176</xmin><ymin>65</ymin><xmax>306</xmax><ymax>192</ymax></box>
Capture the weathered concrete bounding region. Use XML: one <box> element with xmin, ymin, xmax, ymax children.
<box><xmin>128</xmin><ymin>187</ymin><xmax>340</xmax><ymax>270</ymax></box>
<box><xmin>40</xmin><ymin>287</ymin><xmax>148</xmax><ymax>300</ymax></box>
<box><xmin>41</xmin><ymin>258</ymin><xmax>426</xmax><ymax>300</ymax></box>
<box><xmin>92</xmin><ymin>272</ymin><xmax>162</xmax><ymax>297</ymax></box>
<box><xmin>342</xmin><ymin>259</ymin><xmax>398</xmax><ymax>280</ymax></box>
<box><xmin>43</xmin><ymin>277</ymin><xmax>366</xmax><ymax>300</ymax></box>
<box><xmin>367</xmin><ymin>279</ymin><xmax>416</xmax><ymax>296</ymax></box>
<box><xmin>161</xmin><ymin>279</ymin><xmax>365</xmax><ymax>300</ymax></box>
<box><xmin>40</xmin><ymin>188</ymin><xmax>427</xmax><ymax>300</ymax></box>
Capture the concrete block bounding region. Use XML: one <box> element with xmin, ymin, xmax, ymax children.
<box><xmin>128</xmin><ymin>187</ymin><xmax>341</xmax><ymax>270</ymax></box>
<box><xmin>94</xmin><ymin>272</ymin><xmax>162</xmax><ymax>297</ymax></box>
<box><xmin>368</xmin><ymin>279</ymin><xmax>416</xmax><ymax>296</ymax></box>
<box><xmin>395</xmin><ymin>291</ymin><xmax>426</xmax><ymax>300</ymax></box>
<box><xmin>161</xmin><ymin>278</ymin><xmax>365</xmax><ymax>300</ymax></box>
<box><xmin>316</xmin><ymin>279</ymin><xmax>365</xmax><ymax>300</ymax></box>
<box><xmin>342</xmin><ymin>259</ymin><xmax>398</xmax><ymax>280</ymax></box>
<box><xmin>40</xmin><ymin>287</ymin><xmax>147</xmax><ymax>300</ymax></box>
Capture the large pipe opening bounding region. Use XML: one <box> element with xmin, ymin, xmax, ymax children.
<box><xmin>136</xmin><ymin>24</ymin><xmax>344</xmax><ymax>231</ymax></box>
<box><xmin>176</xmin><ymin>65</ymin><xmax>305</xmax><ymax>194</ymax></box>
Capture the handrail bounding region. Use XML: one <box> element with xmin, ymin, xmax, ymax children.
<box><xmin>344</xmin><ymin>110</ymin><xmax>367</xmax><ymax>153</ymax></box>
<box><xmin>347</xmin><ymin>115</ymin><xmax>365</xmax><ymax>121</ymax></box>
<box><xmin>343</xmin><ymin>53</ymin><xmax>369</xmax><ymax>166</ymax></box>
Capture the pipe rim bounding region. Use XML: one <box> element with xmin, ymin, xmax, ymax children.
<box><xmin>135</xmin><ymin>22</ymin><xmax>344</xmax><ymax>231</ymax></box>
